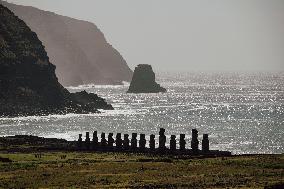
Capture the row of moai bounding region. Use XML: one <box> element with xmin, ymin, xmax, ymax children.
<box><xmin>77</xmin><ymin>128</ymin><xmax>210</xmax><ymax>155</ymax></box>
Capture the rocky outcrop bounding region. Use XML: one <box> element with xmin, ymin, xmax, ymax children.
<box><xmin>0</xmin><ymin>4</ymin><xmax>112</xmax><ymax>117</ymax></box>
<box><xmin>0</xmin><ymin>1</ymin><xmax>133</xmax><ymax>86</ymax></box>
<box><xmin>127</xmin><ymin>64</ymin><xmax>166</xmax><ymax>93</ymax></box>
<box><xmin>71</xmin><ymin>91</ymin><xmax>113</xmax><ymax>110</ymax></box>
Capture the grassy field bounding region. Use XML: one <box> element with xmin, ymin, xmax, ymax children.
<box><xmin>0</xmin><ymin>152</ymin><xmax>283</xmax><ymax>188</ymax></box>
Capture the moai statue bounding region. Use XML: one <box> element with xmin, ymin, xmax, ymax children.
<box><xmin>191</xmin><ymin>129</ymin><xmax>199</xmax><ymax>153</ymax></box>
<box><xmin>101</xmin><ymin>133</ymin><xmax>107</xmax><ymax>147</ymax></box>
<box><xmin>131</xmin><ymin>133</ymin><xmax>138</xmax><ymax>150</ymax></box>
<box><xmin>139</xmin><ymin>134</ymin><xmax>146</xmax><ymax>151</ymax></box>
<box><xmin>108</xmin><ymin>133</ymin><xmax>114</xmax><ymax>149</ymax></box>
<box><xmin>115</xmin><ymin>133</ymin><xmax>123</xmax><ymax>150</ymax></box>
<box><xmin>159</xmin><ymin>128</ymin><xmax>166</xmax><ymax>150</ymax></box>
<box><xmin>170</xmin><ymin>135</ymin><xmax>176</xmax><ymax>151</ymax></box>
<box><xmin>78</xmin><ymin>134</ymin><xmax>83</xmax><ymax>149</ymax></box>
<box><xmin>179</xmin><ymin>134</ymin><xmax>186</xmax><ymax>151</ymax></box>
<box><xmin>123</xmin><ymin>134</ymin><xmax>130</xmax><ymax>150</ymax></box>
<box><xmin>92</xmin><ymin>131</ymin><xmax>98</xmax><ymax>149</ymax></box>
<box><xmin>85</xmin><ymin>132</ymin><xmax>90</xmax><ymax>150</ymax></box>
<box><xmin>149</xmin><ymin>134</ymin><xmax>155</xmax><ymax>150</ymax></box>
<box><xmin>202</xmin><ymin>134</ymin><xmax>209</xmax><ymax>153</ymax></box>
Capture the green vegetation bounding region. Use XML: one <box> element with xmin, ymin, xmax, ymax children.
<box><xmin>0</xmin><ymin>152</ymin><xmax>283</xmax><ymax>188</ymax></box>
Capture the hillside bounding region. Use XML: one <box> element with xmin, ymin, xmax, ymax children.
<box><xmin>0</xmin><ymin>4</ymin><xmax>112</xmax><ymax>117</ymax></box>
<box><xmin>0</xmin><ymin>1</ymin><xmax>133</xmax><ymax>86</ymax></box>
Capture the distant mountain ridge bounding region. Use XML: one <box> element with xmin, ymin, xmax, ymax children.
<box><xmin>0</xmin><ymin>1</ymin><xmax>133</xmax><ymax>86</ymax></box>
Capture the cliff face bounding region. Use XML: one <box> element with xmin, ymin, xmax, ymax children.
<box><xmin>0</xmin><ymin>4</ymin><xmax>113</xmax><ymax>117</ymax></box>
<box><xmin>127</xmin><ymin>64</ymin><xmax>166</xmax><ymax>93</ymax></box>
<box><xmin>0</xmin><ymin>1</ymin><xmax>133</xmax><ymax>86</ymax></box>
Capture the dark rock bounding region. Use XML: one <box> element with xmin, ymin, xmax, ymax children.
<box><xmin>71</xmin><ymin>90</ymin><xmax>113</xmax><ymax>110</ymax></box>
<box><xmin>127</xmin><ymin>64</ymin><xmax>166</xmax><ymax>93</ymax></box>
<box><xmin>0</xmin><ymin>4</ymin><xmax>113</xmax><ymax>117</ymax></box>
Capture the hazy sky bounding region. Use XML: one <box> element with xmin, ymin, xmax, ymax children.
<box><xmin>6</xmin><ymin>0</ymin><xmax>284</xmax><ymax>72</ymax></box>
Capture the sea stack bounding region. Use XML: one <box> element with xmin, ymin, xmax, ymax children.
<box><xmin>127</xmin><ymin>64</ymin><xmax>166</xmax><ymax>93</ymax></box>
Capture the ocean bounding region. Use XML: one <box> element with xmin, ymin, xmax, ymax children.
<box><xmin>0</xmin><ymin>72</ymin><xmax>283</xmax><ymax>154</ymax></box>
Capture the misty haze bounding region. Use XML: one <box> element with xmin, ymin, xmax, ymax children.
<box><xmin>0</xmin><ymin>0</ymin><xmax>283</xmax><ymax>188</ymax></box>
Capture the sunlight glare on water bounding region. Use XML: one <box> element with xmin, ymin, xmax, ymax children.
<box><xmin>0</xmin><ymin>72</ymin><xmax>283</xmax><ymax>154</ymax></box>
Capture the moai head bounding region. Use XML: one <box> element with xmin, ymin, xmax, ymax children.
<box><xmin>109</xmin><ymin>133</ymin><xmax>113</xmax><ymax>138</ymax></box>
<box><xmin>93</xmin><ymin>131</ymin><xmax>98</xmax><ymax>141</ymax></box>
<box><xmin>203</xmin><ymin>134</ymin><xmax>208</xmax><ymax>139</ymax></box>
<box><xmin>132</xmin><ymin>133</ymin><xmax>137</xmax><ymax>139</ymax></box>
<box><xmin>101</xmin><ymin>133</ymin><xmax>105</xmax><ymax>139</ymax></box>
<box><xmin>124</xmin><ymin>134</ymin><xmax>129</xmax><ymax>140</ymax></box>
<box><xmin>79</xmin><ymin>134</ymin><xmax>82</xmax><ymax>140</ymax></box>
<box><xmin>180</xmin><ymin>134</ymin><xmax>185</xmax><ymax>140</ymax></box>
<box><xmin>150</xmin><ymin>134</ymin><xmax>155</xmax><ymax>140</ymax></box>
<box><xmin>116</xmin><ymin>133</ymin><xmax>121</xmax><ymax>139</ymax></box>
<box><xmin>93</xmin><ymin>131</ymin><xmax>97</xmax><ymax>136</ymax></box>
<box><xmin>140</xmin><ymin>134</ymin><xmax>145</xmax><ymax>140</ymax></box>
<box><xmin>159</xmin><ymin>128</ymin><xmax>165</xmax><ymax>136</ymax></box>
<box><xmin>192</xmin><ymin>129</ymin><xmax>198</xmax><ymax>136</ymax></box>
<box><xmin>171</xmin><ymin>135</ymin><xmax>176</xmax><ymax>140</ymax></box>
<box><xmin>86</xmin><ymin>132</ymin><xmax>90</xmax><ymax>138</ymax></box>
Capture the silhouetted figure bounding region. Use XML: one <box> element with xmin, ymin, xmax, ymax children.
<box><xmin>108</xmin><ymin>133</ymin><xmax>114</xmax><ymax>149</ymax></box>
<box><xmin>202</xmin><ymin>134</ymin><xmax>209</xmax><ymax>153</ymax></box>
<box><xmin>101</xmin><ymin>133</ymin><xmax>107</xmax><ymax>147</ymax></box>
<box><xmin>139</xmin><ymin>134</ymin><xmax>146</xmax><ymax>151</ymax></box>
<box><xmin>78</xmin><ymin>134</ymin><xmax>82</xmax><ymax>149</ymax></box>
<box><xmin>170</xmin><ymin>135</ymin><xmax>176</xmax><ymax>151</ymax></box>
<box><xmin>131</xmin><ymin>133</ymin><xmax>138</xmax><ymax>150</ymax></box>
<box><xmin>149</xmin><ymin>134</ymin><xmax>155</xmax><ymax>150</ymax></box>
<box><xmin>85</xmin><ymin>132</ymin><xmax>90</xmax><ymax>150</ymax></box>
<box><xmin>92</xmin><ymin>131</ymin><xmax>98</xmax><ymax>149</ymax></box>
<box><xmin>123</xmin><ymin>134</ymin><xmax>130</xmax><ymax>150</ymax></box>
<box><xmin>159</xmin><ymin>128</ymin><xmax>166</xmax><ymax>150</ymax></box>
<box><xmin>115</xmin><ymin>133</ymin><xmax>123</xmax><ymax>150</ymax></box>
<box><xmin>191</xmin><ymin>129</ymin><xmax>199</xmax><ymax>153</ymax></box>
<box><xmin>179</xmin><ymin>134</ymin><xmax>186</xmax><ymax>151</ymax></box>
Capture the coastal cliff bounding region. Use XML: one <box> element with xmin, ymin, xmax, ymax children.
<box><xmin>0</xmin><ymin>4</ymin><xmax>113</xmax><ymax>117</ymax></box>
<box><xmin>127</xmin><ymin>64</ymin><xmax>166</xmax><ymax>93</ymax></box>
<box><xmin>0</xmin><ymin>1</ymin><xmax>133</xmax><ymax>86</ymax></box>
